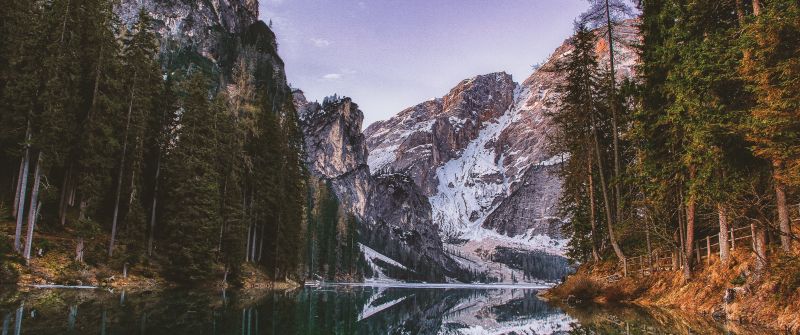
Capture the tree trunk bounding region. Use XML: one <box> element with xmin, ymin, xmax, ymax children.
<box><xmin>58</xmin><ymin>164</ymin><xmax>72</xmax><ymax>226</ymax></box>
<box><xmin>591</xmin><ymin>115</ymin><xmax>626</xmax><ymax>271</ymax></box>
<box><xmin>587</xmin><ymin>152</ymin><xmax>600</xmax><ymax>263</ymax></box>
<box><xmin>12</xmin><ymin>157</ymin><xmax>24</xmax><ymax>218</ymax></box>
<box><xmin>109</xmin><ymin>76</ymin><xmax>136</xmax><ymax>257</ymax></box>
<box><xmin>752</xmin><ymin>0</ymin><xmax>761</xmax><ymax>16</ymax></box>
<box><xmin>13</xmin><ymin>123</ymin><xmax>32</xmax><ymax>252</ymax></box>
<box><xmin>718</xmin><ymin>203</ymin><xmax>731</xmax><ymax>265</ymax></box>
<box><xmin>147</xmin><ymin>154</ymin><xmax>160</xmax><ymax>256</ymax></box>
<box><xmin>23</xmin><ymin>152</ymin><xmax>43</xmax><ymax>264</ymax></box>
<box><xmin>684</xmin><ymin>190</ymin><xmax>696</xmax><ymax>280</ymax></box>
<box><xmin>245</xmin><ymin>221</ymin><xmax>252</xmax><ymax>262</ymax></box>
<box><xmin>773</xmin><ymin>160</ymin><xmax>793</xmax><ymax>253</ymax></box>
<box><xmin>604</xmin><ymin>0</ymin><xmax>623</xmax><ymax>228</ymax></box>
<box><xmin>754</xmin><ymin>221</ymin><xmax>768</xmax><ymax>274</ymax></box>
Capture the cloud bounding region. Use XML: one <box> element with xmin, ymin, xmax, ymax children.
<box><xmin>322</xmin><ymin>73</ymin><xmax>343</xmax><ymax>80</ymax></box>
<box><xmin>310</xmin><ymin>38</ymin><xmax>332</xmax><ymax>48</ymax></box>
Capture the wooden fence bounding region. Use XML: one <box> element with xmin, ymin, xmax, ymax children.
<box><xmin>605</xmin><ymin>224</ymin><xmax>755</xmax><ymax>281</ymax></box>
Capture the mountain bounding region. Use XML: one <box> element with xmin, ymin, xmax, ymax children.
<box><xmin>117</xmin><ymin>0</ymin><xmax>287</xmax><ymax>88</ymax></box>
<box><xmin>295</xmin><ymin>93</ymin><xmax>463</xmax><ymax>282</ymax></box>
<box><xmin>363</xmin><ymin>22</ymin><xmax>639</xmax><ymax>281</ymax></box>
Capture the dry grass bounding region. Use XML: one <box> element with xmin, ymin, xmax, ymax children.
<box><xmin>549</xmin><ymin>250</ymin><xmax>800</xmax><ymax>333</ymax></box>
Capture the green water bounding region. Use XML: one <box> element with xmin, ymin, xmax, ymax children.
<box><xmin>0</xmin><ymin>285</ymin><xmax>774</xmax><ymax>334</ymax></box>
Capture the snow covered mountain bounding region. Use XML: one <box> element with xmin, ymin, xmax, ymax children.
<box><xmin>363</xmin><ymin>22</ymin><xmax>639</xmax><ymax>281</ymax></box>
<box><xmin>295</xmin><ymin>21</ymin><xmax>638</xmax><ymax>282</ymax></box>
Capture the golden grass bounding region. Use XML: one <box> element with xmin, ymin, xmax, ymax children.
<box><xmin>549</xmin><ymin>250</ymin><xmax>800</xmax><ymax>333</ymax></box>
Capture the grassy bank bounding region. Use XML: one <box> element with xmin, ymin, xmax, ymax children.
<box><xmin>545</xmin><ymin>249</ymin><xmax>800</xmax><ymax>332</ymax></box>
<box><xmin>1</xmin><ymin>220</ymin><xmax>299</xmax><ymax>292</ymax></box>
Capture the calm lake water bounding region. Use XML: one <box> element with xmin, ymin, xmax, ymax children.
<box><xmin>0</xmin><ymin>284</ymin><xmax>774</xmax><ymax>334</ymax></box>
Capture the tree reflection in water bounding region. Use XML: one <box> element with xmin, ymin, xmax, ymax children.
<box><xmin>0</xmin><ymin>286</ymin><xmax>774</xmax><ymax>334</ymax></box>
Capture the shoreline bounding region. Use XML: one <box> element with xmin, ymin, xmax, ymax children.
<box><xmin>330</xmin><ymin>281</ymin><xmax>554</xmax><ymax>290</ymax></box>
<box><xmin>545</xmin><ymin>251</ymin><xmax>800</xmax><ymax>333</ymax></box>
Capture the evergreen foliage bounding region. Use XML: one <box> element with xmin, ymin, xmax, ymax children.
<box><xmin>555</xmin><ymin>0</ymin><xmax>798</xmax><ymax>277</ymax></box>
<box><xmin>0</xmin><ymin>2</ymin><xmax>321</xmax><ymax>285</ymax></box>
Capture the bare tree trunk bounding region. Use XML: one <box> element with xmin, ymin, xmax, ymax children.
<box><xmin>13</xmin><ymin>123</ymin><xmax>32</xmax><ymax>252</ymax></box>
<box><xmin>592</xmin><ymin>115</ymin><xmax>626</xmax><ymax>272</ymax></box>
<box><xmin>718</xmin><ymin>203</ymin><xmax>730</xmax><ymax>265</ymax></box>
<box><xmin>58</xmin><ymin>164</ymin><xmax>72</xmax><ymax>226</ymax></box>
<box><xmin>147</xmin><ymin>154</ymin><xmax>160</xmax><ymax>256</ymax></box>
<box><xmin>684</xmin><ymin>187</ymin><xmax>696</xmax><ymax>280</ymax></box>
<box><xmin>752</xmin><ymin>0</ymin><xmax>761</xmax><ymax>16</ymax></box>
<box><xmin>754</xmin><ymin>221</ymin><xmax>768</xmax><ymax>274</ymax></box>
<box><xmin>773</xmin><ymin>160</ymin><xmax>793</xmax><ymax>253</ymax></box>
<box><xmin>250</xmin><ymin>223</ymin><xmax>258</xmax><ymax>263</ymax></box>
<box><xmin>23</xmin><ymin>152</ymin><xmax>43</xmax><ymax>264</ymax></box>
<box><xmin>12</xmin><ymin>157</ymin><xmax>24</xmax><ymax>218</ymax></box>
<box><xmin>245</xmin><ymin>221</ymin><xmax>252</xmax><ymax>262</ymax></box>
<box><xmin>603</xmin><ymin>0</ymin><xmax>623</xmax><ymax>227</ymax></box>
<box><xmin>588</xmin><ymin>152</ymin><xmax>600</xmax><ymax>263</ymax></box>
<box><xmin>110</xmin><ymin>77</ymin><xmax>136</xmax><ymax>257</ymax></box>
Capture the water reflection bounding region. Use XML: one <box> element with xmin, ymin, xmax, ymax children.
<box><xmin>0</xmin><ymin>285</ymin><xmax>773</xmax><ymax>334</ymax></box>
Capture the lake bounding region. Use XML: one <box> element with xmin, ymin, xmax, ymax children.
<box><xmin>0</xmin><ymin>284</ymin><xmax>774</xmax><ymax>334</ymax></box>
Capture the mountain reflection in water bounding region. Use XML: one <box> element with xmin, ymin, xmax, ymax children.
<box><xmin>0</xmin><ymin>285</ymin><xmax>773</xmax><ymax>334</ymax></box>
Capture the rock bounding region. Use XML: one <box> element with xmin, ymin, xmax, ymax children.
<box><xmin>724</xmin><ymin>288</ymin><xmax>736</xmax><ymax>304</ymax></box>
<box><xmin>712</xmin><ymin>305</ymin><xmax>727</xmax><ymax>320</ymax></box>
<box><xmin>296</xmin><ymin>93</ymin><xmax>371</xmax><ymax>218</ymax></box>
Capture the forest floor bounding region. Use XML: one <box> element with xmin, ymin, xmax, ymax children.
<box><xmin>545</xmin><ymin>248</ymin><xmax>800</xmax><ymax>333</ymax></box>
<box><xmin>0</xmin><ymin>220</ymin><xmax>300</xmax><ymax>292</ymax></box>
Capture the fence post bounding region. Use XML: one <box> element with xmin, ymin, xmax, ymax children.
<box><xmin>696</xmin><ymin>240</ymin><xmax>701</xmax><ymax>264</ymax></box>
<box><xmin>672</xmin><ymin>250</ymin><xmax>677</xmax><ymax>270</ymax></box>
<box><xmin>623</xmin><ymin>258</ymin><xmax>628</xmax><ymax>277</ymax></box>
<box><xmin>706</xmin><ymin>236</ymin><xmax>711</xmax><ymax>265</ymax></box>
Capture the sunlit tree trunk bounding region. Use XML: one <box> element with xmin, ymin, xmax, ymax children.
<box><xmin>13</xmin><ymin>123</ymin><xmax>31</xmax><ymax>252</ymax></box>
<box><xmin>591</xmin><ymin>113</ymin><xmax>626</xmax><ymax>272</ymax></box>
<box><xmin>774</xmin><ymin>160</ymin><xmax>793</xmax><ymax>253</ymax></box>
<box><xmin>23</xmin><ymin>152</ymin><xmax>43</xmax><ymax>264</ymax></box>
<box><xmin>717</xmin><ymin>204</ymin><xmax>730</xmax><ymax>265</ymax></box>
<box><xmin>684</xmin><ymin>168</ymin><xmax>696</xmax><ymax>280</ymax></box>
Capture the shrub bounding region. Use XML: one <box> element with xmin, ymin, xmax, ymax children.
<box><xmin>731</xmin><ymin>273</ymin><xmax>746</xmax><ymax>286</ymax></box>
<box><xmin>563</xmin><ymin>276</ymin><xmax>601</xmax><ymax>302</ymax></box>
<box><xmin>774</xmin><ymin>256</ymin><xmax>800</xmax><ymax>297</ymax></box>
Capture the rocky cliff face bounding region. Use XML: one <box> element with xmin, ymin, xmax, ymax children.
<box><xmin>295</xmin><ymin>93</ymin><xmax>371</xmax><ymax>219</ymax></box>
<box><xmin>295</xmin><ymin>92</ymin><xmax>462</xmax><ymax>282</ymax></box>
<box><xmin>117</xmin><ymin>0</ymin><xmax>285</xmax><ymax>88</ymax></box>
<box><xmin>117</xmin><ymin>0</ymin><xmax>258</xmax><ymax>55</ymax></box>
<box><xmin>364</xmin><ymin>22</ymin><xmax>639</xmax><ymax>281</ymax></box>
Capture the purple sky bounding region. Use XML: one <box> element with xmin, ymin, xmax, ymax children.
<box><xmin>260</xmin><ymin>0</ymin><xmax>588</xmax><ymax>127</ymax></box>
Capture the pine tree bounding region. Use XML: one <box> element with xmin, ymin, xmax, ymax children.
<box><xmin>162</xmin><ymin>72</ymin><xmax>221</xmax><ymax>282</ymax></box>
<box><xmin>741</xmin><ymin>0</ymin><xmax>800</xmax><ymax>254</ymax></box>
